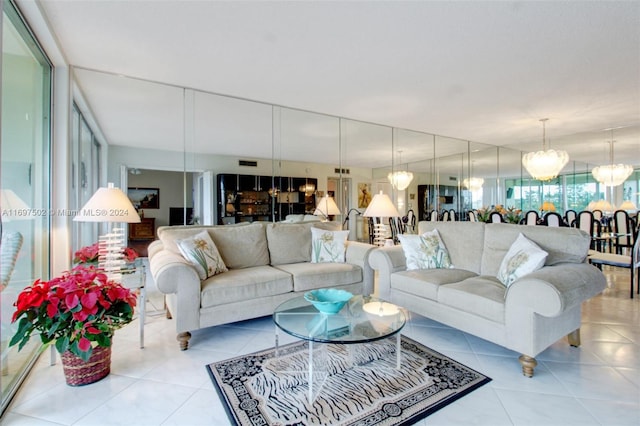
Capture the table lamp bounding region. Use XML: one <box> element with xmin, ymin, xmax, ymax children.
<box><xmin>363</xmin><ymin>191</ymin><xmax>400</xmax><ymax>246</ymax></box>
<box><xmin>314</xmin><ymin>195</ymin><xmax>340</xmax><ymax>221</ymax></box>
<box><xmin>74</xmin><ymin>183</ymin><xmax>141</xmax><ymax>282</ymax></box>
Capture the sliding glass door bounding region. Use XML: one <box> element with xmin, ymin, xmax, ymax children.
<box><xmin>1</xmin><ymin>0</ymin><xmax>51</xmax><ymax>414</ymax></box>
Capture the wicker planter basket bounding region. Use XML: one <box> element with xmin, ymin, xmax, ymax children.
<box><xmin>60</xmin><ymin>345</ymin><xmax>111</xmax><ymax>386</ymax></box>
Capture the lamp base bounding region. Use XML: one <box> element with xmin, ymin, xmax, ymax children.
<box><xmin>98</xmin><ymin>227</ymin><xmax>126</xmax><ymax>282</ymax></box>
<box><xmin>372</xmin><ymin>223</ymin><xmax>391</xmax><ymax>247</ymax></box>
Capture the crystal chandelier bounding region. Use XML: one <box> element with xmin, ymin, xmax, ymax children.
<box><xmin>388</xmin><ymin>149</ymin><xmax>414</xmax><ymax>190</ymax></box>
<box><xmin>522</xmin><ymin>118</ymin><xmax>569</xmax><ymax>181</ymax></box>
<box><xmin>463</xmin><ymin>160</ymin><xmax>484</xmax><ymax>191</ymax></box>
<box><xmin>591</xmin><ymin>138</ymin><xmax>633</xmax><ymax>187</ymax></box>
<box><xmin>463</xmin><ymin>176</ymin><xmax>484</xmax><ymax>192</ymax></box>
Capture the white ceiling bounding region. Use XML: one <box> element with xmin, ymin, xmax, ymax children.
<box><xmin>33</xmin><ymin>0</ymin><xmax>640</xmax><ymax>174</ymax></box>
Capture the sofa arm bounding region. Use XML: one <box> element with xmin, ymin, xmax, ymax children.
<box><xmin>506</xmin><ymin>263</ymin><xmax>606</xmax><ymax>316</ymax></box>
<box><xmin>149</xmin><ymin>250</ymin><xmax>202</xmax><ymax>331</ymax></box>
<box><xmin>147</xmin><ymin>240</ymin><xmax>164</xmax><ymax>259</ymax></box>
<box><xmin>368</xmin><ymin>246</ymin><xmax>407</xmax><ymax>299</ymax></box>
<box><xmin>345</xmin><ymin>241</ymin><xmax>377</xmax><ymax>296</ymax></box>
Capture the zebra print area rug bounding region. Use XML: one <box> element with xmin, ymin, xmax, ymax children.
<box><xmin>206</xmin><ymin>335</ymin><xmax>491</xmax><ymax>425</ymax></box>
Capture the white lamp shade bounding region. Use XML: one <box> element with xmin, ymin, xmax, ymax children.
<box><xmin>592</xmin><ymin>199</ymin><xmax>614</xmax><ymax>212</ymax></box>
<box><xmin>74</xmin><ymin>183</ymin><xmax>141</xmax><ymax>223</ymax></box>
<box><xmin>619</xmin><ymin>200</ymin><xmax>637</xmax><ymax>211</ymax></box>
<box><xmin>363</xmin><ymin>191</ymin><xmax>400</xmax><ymax>218</ymax></box>
<box><xmin>1</xmin><ymin>189</ymin><xmax>32</xmax><ymax>220</ymax></box>
<box><xmin>314</xmin><ymin>195</ymin><xmax>340</xmax><ymax>217</ymax></box>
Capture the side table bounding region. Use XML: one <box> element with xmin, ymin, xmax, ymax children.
<box><xmin>121</xmin><ymin>263</ymin><xmax>146</xmax><ymax>349</ymax></box>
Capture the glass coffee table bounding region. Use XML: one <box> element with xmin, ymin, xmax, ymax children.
<box><xmin>273</xmin><ymin>294</ymin><xmax>405</xmax><ymax>401</ymax></box>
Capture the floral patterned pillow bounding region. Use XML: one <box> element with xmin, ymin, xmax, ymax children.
<box><xmin>177</xmin><ymin>230</ymin><xmax>228</xmax><ymax>280</ymax></box>
<box><xmin>398</xmin><ymin>229</ymin><xmax>453</xmax><ymax>270</ymax></box>
<box><xmin>310</xmin><ymin>228</ymin><xmax>349</xmax><ymax>263</ymax></box>
<box><xmin>497</xmin><ymin>233</ymin><xmax>548</xmax><ymax>287</ymax></box>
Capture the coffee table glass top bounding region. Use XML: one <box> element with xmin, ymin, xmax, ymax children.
<box><xmin>273</xmin><ymin>294</ymin><xmax>405</xmax><ymax>344</ymax></box>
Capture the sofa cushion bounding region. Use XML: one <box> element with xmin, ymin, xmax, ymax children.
<box><xmin>266</xmin><ymin>223</ymin><xmax>312</xmax><ymax>265</ymax></box>
<box><xmin>438</xmin><ymin>276</ymin><xmax>506</xmax><ymax>323</ymax></box>
<box><xmin>497</xmin><ymin>233</ymin><xmax>548</xmax><ymax>287</ymax></box>
<box><xmin>481</xmin><ymin>223</ymin><xmax>590</xmax><ymax>275</ymax></box>
<box><xmin>398</xmin><ymin>229</ymin><xmax>452</xmax><ymax>270</ymax></box>
<box><xmin>200</xmin><ymin>265</ymin><xmax>293</xmax><ymax>308</ymax></box>
<box><xmin>418</xmin><ymin>222</ymin><xmax>485</xmax><ymax>274</ymax></box>
<box><xmin>274</xmin><ymin>262</ymin><xmax>362</xmax><ymax>292</ymax></box>
<box><xmin>156</xmin><ymin>223</ymin><xmax>250</xmax><ymax>254</ymax></box>
<box><xmin>176</xmin><ymin>230</ymin><xmax>228</xmax><ymax>279</ymax></box>
<box><xmin>391</xmin><ymin>269</ymin><xmax>478</xmax><ymax>301</ymax></box>
<box><xmin>209</xmin><ymin>222</ymin><xmax>270</xmax><ymax>269</ymax></box>
<box><xmin>311</xmin><ymin>228</ymin><xmax>349</xmax><ymax>263</ymax></box>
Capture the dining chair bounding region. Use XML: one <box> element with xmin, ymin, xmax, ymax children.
<box><xmin>449</xmin><ymin>209</ymin><xmax>457</xmax><ymax>221</ymax></box>
<box><xmin>524</xmin><ymin>210</ymin><xmax>539</xmax><ymax>226</ymax></box>
<box><xmin>613</xmin><ymin>210</ymin><xmax>634</xmax><ymax>254</ymax></box>
<box><xmin>405</xmin><ymin>209</ymin><xmax>416</xmax><ymax>233</ymax></box>
<box><xmin>543</xmin><ymin>212</ymin><xmax>564</xmax><ymax>227</ymax></box>
<box><xmin>592</xmin><ymin>209</ymin><xmax>603</xmax><ymax>222</ymax></box>
<box><xmin>388</xmin><ymin>217</ymin><xmax>404</xmax><ymax>244</ymax></box>
<box><xmin>429</xmin><ymin>210</ymin><xmax>439</xmax><ymax>221</ymax></box>
<box><xmin>588</xmin><ymin>224</ymin><xmax>640</xmax><ymax>298</ymax></box>
<box><xmin>467</xmin><ymin>210</ymin><xmax>477</xmax><ymax>222</ymax></box>
<box><xmin>489</xmin><ymin>211</ymin><xmax>504</xmax><ymax>223</ymax></box>
<box><xmin>565</xmin><ymin>209</ymin><xmax>577</xmax><ymax>227</ymax></box>
<box><xmin>441</xmin><ymin>210</ymin><xmax>449</xmax><ymax>221</ymax></box>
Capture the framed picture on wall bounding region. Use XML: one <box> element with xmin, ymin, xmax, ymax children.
<box><xmin>358</xmin><ymin>183</ymin><xmax>372</xmax><ymax>208</ymax></box>
<box><xmin>128</xmin><ymin>187</ymin><xmax>159</xmax><ymax>209</ymax></box>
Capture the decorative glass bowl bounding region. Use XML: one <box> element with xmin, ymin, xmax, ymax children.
<box><xmin>304</xmin><ymin>289</ymin><xmax>353</xmax><ymax>315</ymax></box>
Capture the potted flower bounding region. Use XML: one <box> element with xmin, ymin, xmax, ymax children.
<box><xmin>74</xmin><ymin>243</ymin><xmax>140</xmax><ymax>268</ymax></box>
<box><xmin>9</xmin><ymin>265</ymin><xmax>137</xmax><ymax>385</ymax></box>
<box><xmin>72</xmin><ymin>242</ymin><xmax>99</xmax><ymax>265</ymax></box>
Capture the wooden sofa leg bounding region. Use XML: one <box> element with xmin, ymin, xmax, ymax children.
<box><xmin>518</xmin><ymin>355</ymin><xmax>537</xmax><ymax>378</ymax></box>
<box><xmin>568</xmin><ymin>329</ymin><xmax>581</xmax><ymax>347</ymax></box>
<box><xmin>177</xmin><ymin>332</ymin><xmax>191</xmax><ymax>351</ymax></box>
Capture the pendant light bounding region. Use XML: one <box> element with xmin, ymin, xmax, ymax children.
<box><xmin>591</xmin><ymin>131</ymin><xmax>633</xmax><ymax>187</ymax></box>
<box><xmin>388</xmin><ymin>149</ymin><xmax>414</xmax><ymax>191</ymax></box>
<box><xmin>522</xmin><ymin>118</ymin><xmax>569</xmax><ymax>181</ymax></box>
<box><xmin>463</xmin><ymin>161</ymin><xmax>484</xmax><ymax>191</ymax></box>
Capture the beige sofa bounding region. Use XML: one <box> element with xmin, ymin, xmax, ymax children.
<box><xmin>148</xmin><ymin>222</ymin><xmax>375</xmax><ymax>350</ymax></box>
<box><xmin>369</xmin><ymin>221</ymin><xmax>606</xmax><ymax>377</ymax></box>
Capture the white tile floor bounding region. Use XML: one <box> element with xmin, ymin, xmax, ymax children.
<box><xmin>2</xmin><ymin>264</ymin><xmax>639</xmax><ymax>425</ymax></box>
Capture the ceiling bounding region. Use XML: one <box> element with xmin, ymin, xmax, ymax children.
<box><xmin>32</xmin><ymin>0</ymin><xmax>640</xmax><ymax>175</ymax></box>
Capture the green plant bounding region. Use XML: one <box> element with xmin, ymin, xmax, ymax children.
<box><xmin>10</xmin><ymin>265</ymin><xmax>136</xmax><ymax>361</ymax></box>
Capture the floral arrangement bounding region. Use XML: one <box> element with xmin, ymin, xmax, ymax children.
<box><xmin>503</xmin><ymin>206</ymin><xmax>523</xmax><ymax>224</ymax></box>
<box><xmin>475</xmin><ymin>207</ymin><xmax>492</xmax><ymax>223</ymax></box>
<box><xmin>9</xmin><ymin>265</ymin><xmax>137</xmax><ymax>361</ymax></box>
<box><xmin>73</xmin><ymin>243</ymin><xmax>139</xmax><ymax>264</ymax></box>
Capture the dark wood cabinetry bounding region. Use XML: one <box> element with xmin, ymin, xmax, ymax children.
<box><xmin>217</xmin><ymin>174</ymin><xmax>317</xmax><ymax>224</ymax></box>
<box><xmin>128</xmin><ymin>217</ymin><xmax>155</xmax><ymax>257</ymax></box>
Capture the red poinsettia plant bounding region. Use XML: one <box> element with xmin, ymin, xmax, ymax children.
<box><xmin>9</xmin><ymin>265</ymin><xmax>137</xmax><ymax>361</ymax></box>
<box><xmin>73</xmin><ymin>243</ymin><xmax>139</xmax><ymax>264</ymax></box>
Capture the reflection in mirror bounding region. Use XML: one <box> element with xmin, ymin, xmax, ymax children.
<box><xmin>72</xmin><ymin>67</ymin><xmax>638</xmax><ymax>234</ymax></box>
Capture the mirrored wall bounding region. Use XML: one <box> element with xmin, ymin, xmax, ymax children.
<box><xmin>72</xmin><ymin>67</ymin><xmax>640</xmax><ymax>246</ymax></box>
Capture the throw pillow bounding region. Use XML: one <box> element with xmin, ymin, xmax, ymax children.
<box><xmin>398</xmin><ymin>229</ymin><xmax>453</xmax><ymax>270</ymax></box>
<box><xmin>176</xmin><ymin>230</ymin><xmax>228</xmax><ymax>280</ymax></box>
<box><xmin>497</xmin><ymin>233</ymin><xmax>548</xmax><ymax>287</ymax></box>
<box><xmin>310</xmin><ymin>227</ymin><xmax>349</xmax><ymax>263</ymax></box>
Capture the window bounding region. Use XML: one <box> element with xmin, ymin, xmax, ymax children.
<box><xmin>1</xmin><ymin>0</ymin><xmax>52</xmax><ymax>413</ymax></box>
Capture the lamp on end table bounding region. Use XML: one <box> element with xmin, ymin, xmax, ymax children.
<box><xmin>73</xmin><ymin>183</ymin><xmax>141</xmax><ymax>282</ymax></box>
<box><xmin>363</xmin><ymin>191</ymin><xmax>400</xmax><ymax>246</ymax></box>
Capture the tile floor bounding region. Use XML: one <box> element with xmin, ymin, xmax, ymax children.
<box><xmin>1</xmin><ymin>263</ymin><xmax>638</xmax><ymax>425</ymax></box>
